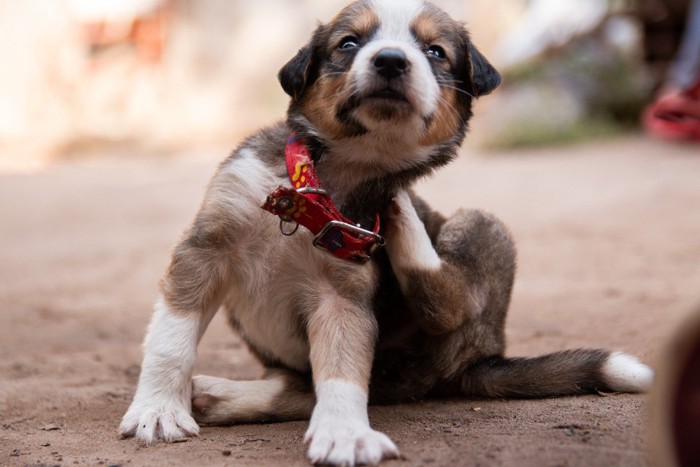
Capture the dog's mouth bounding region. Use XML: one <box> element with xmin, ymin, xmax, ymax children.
<box><xmin>338</xmin><ymin>83</ymin><xmax>418</xmax><ymax>124</ymax></box>
<box><xmin>366</xmin><ymin>88</ymin><xmax>410</xmax><ymax>103</ymax></box>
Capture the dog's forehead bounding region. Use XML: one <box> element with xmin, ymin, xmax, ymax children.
<box><xmin>329</xmin><ymin>0</ymin><xmax>460</xmax><ymax>46</ymax></box>
<box><xmin>329</xmin><ymin>0</ymin><xmax>426</xmax><ymax>40</ymax></box>
<box><xmin>370</xmin><ymin>0</ymin><xmax>424</xmax><ymax>41</ymax></box>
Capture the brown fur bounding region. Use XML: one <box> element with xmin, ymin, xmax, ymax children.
<box><xmin>418</xmin><ymin>88</ymin><xmax>461</xmax><ymax>146</ymax></box>
<box><xmin>307</xmin><ymin>288</ymin><xmax>378</xmax><ymax>389</ymax></box>
<box><xmin>328</xmin><ymin>1</ymin><xmax>379</xmax><ymax>46</ymax></box>
<box><xmin>301</xmin><ymin>72</ymin><xmax>358</xmax><ymax>141</ymax></box>
<box><xmin>161</xmin><ymin>218</ymin><xmax>233</xmax><ymax>316</ymax></box>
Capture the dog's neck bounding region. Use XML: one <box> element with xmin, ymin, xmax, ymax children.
<box><xmin>320</xmin><ymin>139</ymin><xmax>431</xmax><ymax>192</ymax></box>
<box><xmin>289</xmin><ymin>120</ymin><xmax>463</xmax><ymax>227</ymax></box>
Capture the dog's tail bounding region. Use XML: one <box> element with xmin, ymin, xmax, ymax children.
<box><xmin>461</xmin><ymin>349</ymin><xmax>653</xmax><ymax>398</ymax></box>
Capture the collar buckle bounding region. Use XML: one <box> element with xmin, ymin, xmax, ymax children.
<box><xmin>261</xmin><ymin>133</ymin><xmax>385</xmax><ymax>263</ymax></box>
<box><xmin>313</xmin><ymin>220</ymin><xmax>386</xmax><ymax>263</ymax></box>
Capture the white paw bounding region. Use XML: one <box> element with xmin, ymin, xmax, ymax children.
<box><xmin>385</xmin><ymin>190</ymin><xmax>441</xmax><ymax>284</ymax></box>
<box><xmin>119</xmin><ymin>396</ymin><xmax>199</xmax><ymax>443</ymax></box>
<box><xmin>385</xmin><ymin>190</ymin><xmax>416</xmax><ymax>226</ymax></box>
<box><xmin>305</xmin><ymin>418</ymin><xmax>399</xmax><ymax>466</ymax></box>
<box><xmin>305</xmin><ymin>380</ymin><xmax>399</xmax><ymax>465</ymax></box>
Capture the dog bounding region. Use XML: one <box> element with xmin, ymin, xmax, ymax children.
<box><xmin>118</xmin><ymin>0</ymin><xmax>654</xmax><ymax>465</ymax></box>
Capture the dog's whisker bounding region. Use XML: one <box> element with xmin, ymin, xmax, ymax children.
<box><xmin>321</xmin><ymin>71</ymin><xmax>349</xmax><ymax>79</ymax></box>
<box><xmin>436</xmin><ymin>81</ymin><xmax>475</xmax><ymax>99</ymax></box>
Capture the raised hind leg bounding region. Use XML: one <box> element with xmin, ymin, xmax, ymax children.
<box><xmin>384</xmin><ymin>189</ymin><xmax>516</xmax><ymax>336</ymax></box>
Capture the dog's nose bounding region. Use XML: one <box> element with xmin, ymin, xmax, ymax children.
<box><xmin>373</xmin><ymin>49</ymin><xmax>409</xmax><ymax>80</ymax></box>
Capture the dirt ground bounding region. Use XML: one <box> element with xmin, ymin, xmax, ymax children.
<box><xmin>1</xmin><ymin>135</ymin><xmax>699</xmax><ymax>466</ymax></box>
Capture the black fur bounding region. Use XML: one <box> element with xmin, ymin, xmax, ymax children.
<box><xmin>466</xmin><ymin>41</ymin><xmax>502</xmax><ymax>97</ymax></box>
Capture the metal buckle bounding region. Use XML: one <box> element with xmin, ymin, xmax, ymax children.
<box><xmin>297</xmin><ymin>187</ymin><xmax>328</xmax><ymax>196</ymax></box>
<box><xmin>312</xmin><ymin>220</ymin><xmax>386</xmax><ymax>262</ymax></box>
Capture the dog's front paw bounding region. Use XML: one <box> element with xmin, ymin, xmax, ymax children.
<box><xmin>305</xmin><ymin>417</ymin><xmax>399</xmax><ymax>466</ymax></box>
<box><xmin>385</xmin><ymin>189</ymin><xmax>416</xmax><ymax>230</ymax></box>
<box><xmin>119</xmin><ymin>396</ymin><xmax>199</xmax><ymax>443</ymax></box>
<box><xmin>384</xmin><ymin>190</ymin><xmax>441</xmax><ymax>282</ymax></box>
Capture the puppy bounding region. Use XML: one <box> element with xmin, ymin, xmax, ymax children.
<box><xmin>119</xmin><ymin>0</ymin><xmax>653</xmax><ymax>465</ymax></box>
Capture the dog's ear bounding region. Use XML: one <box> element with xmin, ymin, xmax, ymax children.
<box><xmin>279</xmin><ymin>45</ymin><xmax>314</xmax><ymax>101</ymax></box>
<box><xmin>466</xmin><ymin>42</ymin><xmax>501</xmax><ymax>97</ymax></box>
<box><xmin>278</xmin><ymin>25</ymin><xmax>325</xmax><ymax>101</ymax></box>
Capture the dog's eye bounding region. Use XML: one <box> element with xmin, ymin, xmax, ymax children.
<box><xmin>339</xmin><ymin>36</ymin><xmax>360</xmax><ymax>50</ymax></box>
<box><xmin>426</xmin><ymin>45</ymin><xmax>446</xmax><ymax>60</ymax></box>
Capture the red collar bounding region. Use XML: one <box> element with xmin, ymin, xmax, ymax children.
<box><xmin>262</xmin><ymin>134</ymin><xmax>385</xmax><ymax>263</ymax></box>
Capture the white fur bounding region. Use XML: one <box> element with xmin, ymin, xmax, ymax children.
<box><xmin>385</xmin><ymin>190</ymin><xmax>441</xmax><ymax>290</ymax></box>
<box><xmin>365</xmin><ymin>0</ymin><xmax>439</xmax><ymax>123</ymax></box>
<box><xmin>305</xmin><ymin>380</ymin><xmax>399</xmax><ymax>465</ymax></box>
<box><xmin>119</xmin><ymin>297</ymin><xmax>217</xmax><ymax>442</ymax></box>
<box><xmin>372</xmin><ymin>0</ymin><xmax>424</xmax><ymax>42</ymax></box>
<box><xmin>602</xmin><ymin>352</ymin><xmax>654</xmax><ymax>393</ymax></box>
<box><xmin>220</xmin><ymin>147</ymin><xmax>281</xmax><ymax>209</ymax></box>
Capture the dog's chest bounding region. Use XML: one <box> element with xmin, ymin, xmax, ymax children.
<box><xmin>223</xmin><ymin>236</ymin><xmax>320</xmax><ymax>372</ymax></box>
<box><xmin>215</xmin><ymin>146</ymin><xmax>377</xmax><ymax>371</ymax></box>
<box><xmin>225</xmin><ymin>229</ymin><xmax>378</xmax><ymax>372</ymax></box>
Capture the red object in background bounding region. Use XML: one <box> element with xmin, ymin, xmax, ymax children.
<box><xmin>77</xmin><ymin>1</ymin><xmax>171</xmax><ymax>63</ymax></box>
<box><xmin>643</xmin><ymin>80</ymin><xmax>700</xmax><ymax>142</ymax></box>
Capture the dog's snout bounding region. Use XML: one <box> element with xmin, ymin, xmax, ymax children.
<box><xmin>373</xmin><ymin>49</ymin><xmax>409</xmax><ymax>80</ymax></box>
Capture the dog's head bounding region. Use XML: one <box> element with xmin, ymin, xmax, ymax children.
<box><xmin>279</xmin><ymin>0</ymin><xmax>500</xmax><ymax>164</ymax></box>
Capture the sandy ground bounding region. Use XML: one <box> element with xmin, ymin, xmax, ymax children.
<box><xmin>1</xmin><ymin>135</ymin><xmax>699</xmax><ymax>466</ymax></box>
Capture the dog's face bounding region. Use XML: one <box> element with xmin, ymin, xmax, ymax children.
<box><xmin>279</xmin><ymin>0</ymin><xmax>500</xmax><ymax>158</ymax></box>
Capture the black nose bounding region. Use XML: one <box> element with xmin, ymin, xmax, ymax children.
<box><xmin>373</xmin><ymin>49</ymin><xmax>409</xmax><ymax>80</ymax></box>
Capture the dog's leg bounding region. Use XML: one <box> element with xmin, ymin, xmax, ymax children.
<box><xmin>118</xmin><ymin>297</ymin><xmax>216</xmax><ymax>442</ymax></box>
<box><xmin>119</xmin><ymin>225</ymin><xmax>231</xmax><ymax>443</ymax></box>
<box><xmin>304</xmin><ymin>289</ymin><xmax>399</xmax><ymax>465</ymax></box>
<box><xmin>384</xmin><ymin>189</ymin><xmax>515</xmax><ymax>335</ymax></box>
<box><xmin>191</xmin><ymin>369</ymin><xmax>314</xmax><ymax>424</ymax></box>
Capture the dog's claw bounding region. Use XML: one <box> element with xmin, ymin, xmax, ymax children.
<box><xmin>119</xmin><ymin>400</ymin><xmax>200</xmax><ymax>443</ymax></box>
<box><xmin>305</xmin><ymin>423</ymin><xmax>399</xmax><ymax>466</ymax></box>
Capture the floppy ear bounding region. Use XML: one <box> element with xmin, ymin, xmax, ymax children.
<box><xmin>278</xmin><ymin>25</ymin><xmax>325</xmax><ymax>101</ymax></box>
<box><xmin>467</xmin><ymin>42</ymin><xmax>501</xmax><ymax>97</ymax></box>
<box><xmin>278</xmin><ymin>45</ymin><xmax>314</xmax><ymax>101</ymax></box>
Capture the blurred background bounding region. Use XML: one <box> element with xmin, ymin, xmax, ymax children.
<box><xmin>0</xmin><ymin>0</ymin><xmax>694</xmax><ymax>172</ymax></box>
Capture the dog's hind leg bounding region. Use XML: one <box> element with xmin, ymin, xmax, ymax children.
<box><xmin>384</xmin><ymin>190</ymin><xmax>652</xmax><ymax>398</ymax></box>
<box><xmin>191</xmin><ymin>369</ymin><xmax>315</xmax><ymax>425</ymax></box>
<box><xmin>384</xmin><ymin>189</ymin><xmax>516</xmax><ymax>336</ymax></box>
